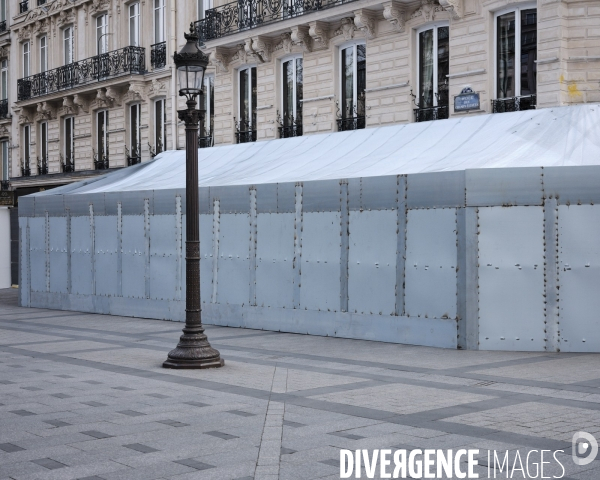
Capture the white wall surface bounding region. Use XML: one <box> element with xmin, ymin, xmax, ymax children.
<box><xmin>0</xmin><ymin>208</ymin><xmax>11</xmax><ymax>289</ymax></box>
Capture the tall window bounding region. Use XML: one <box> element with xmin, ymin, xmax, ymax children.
<box><xmin>199</xmin><ymin>75</ymin><xmax>214</xmax><ymax>147</ymax></box>
<box><xmin>23</xmin><ymin>42</ymin><xmax>30</xmax><ymax>77</ymax></box>
<box><xmin>96</xmin><ymin>14</ymin><xmax>108</xmax><ymax>54</ymax></box>
<box><xmin>23</xmin><ymin>125</ymin><xmax>31</xmax><ymax>176</ymax></box>
<box><xmin>197</xmin><ymin>0</ymin><xmax>213</xmax><ymax>19</ymax></box>
<box><xmin>97</xmin><ymin>110</ymin><xmax>108</xmax><ymax>169</ymax></box>
<box><xmin>280</xmin><ymin>57</ymin><xmax>303</xmax><ymax>137</ymax></box>
<box><xmin>1</xmin><ymin>60</ymin><xmax>7</xmax><ymax>101</ymax></box>
<box><xmin>129</xmin><ymin>3</ymin><xmax>140</xmax><ymax>47</ymax></box>
<box><xmin>0</xmin><ymin>0</ymin><xmax>6</xmax><ymax>24</ymax></box>
<box><xmin>339</xmin><ymin>43</ymin><xmax>366</xmax><ymax>131</ymax></box>
<box><xmin>39</xmin><ymin>121</ymin><xmax>48</xmax><ymax>174</ymax></box>
<box><xmin>1</xmin><ymin>140</ymin><xmax>8</xmax><ymax>181</ymax></box>
<box><xmin>496</xmin><ymin>7</ymin><xmax>537</xmax><ymax>99</ymax></box>
<box><xmin>237</xmin><ymin>66</ymin><xmax>256</xmax><ymax>143</ymax></box>
<box><xmin>154</xmin><ymin>99</ymin><xmax>166</xmax><ymax>153</ymax></box>
<box><xmin>130</xmin><ymin>103</ymin><xmax>141</xmax><ymax>163</ymax></box>
<box><xmin>63</xmin><ymin>27</ymin><xmax>73</xmax><ymax>65</ymax></box>
<box><xmin>64</xmin><ymin>117</ymin><xmax>75</xmax><ymax>171</ymax></box>
<box><xmin>418</xmin><ymin>25</ymin><xmax>449</xmax><ymax>109</ymax></box>
<box><xmin>154</xmin><ymin>0</ymin><xmax>165</xmax><ymax>44</ymax></box>
<box><xmin>40</xmin><ymin>36</ymin><xmax>47</xmax><ymax>72</ymax></box>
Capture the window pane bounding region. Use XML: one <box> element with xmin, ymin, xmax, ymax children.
<box><xmin>296</xmin><ymin>58</ymin><xmax>303</xmax><ymax>124</ymax></box>
<box><xmin>520</xmin><ymin>9</ymin><xmax>537</xmax><ymax>95</ymax></box>
<box><xmin>239</xmin><ymin>68</ymin><xmax>249</xmax><ymax>127</ymax></box>
<box><xmin>24</xmin><ymin>126</ymin><xmax>30</xmax><ymax>165</ymax></box>
<box><xmin>1</xmin><ymin>141</ymin><xmax>7</xmax><ymax>181</ymax></box>
<box><xmin>131</xmin><ymin>105</ymin><xmax>139</xmax><ymax>155</ymax></box>
<box><xmin>419</xmin><ymin>30</ymin><xmax>434</xmax><ymax>108</ymax></box>
<box><xmin>357</xmin><ymin>45</ymin><xmax>366</xmax><ymax>117</ymax></box>
<box><xmin>282</xmin><ymin>60</ymin><xmax>293</xmax><ymax>125</ymax></box>
<box><xmin>1</xmin><ymin>69</ymin><xmax>6</xmax><ymax>100</ymax></box>
<box><xmin>437</xmin><ymin>27</ymin><xmax>449</xmax><ymax>106</ymax></box>
<box><xmin>251</xmin><ymin>67</ymin><xmax>257</xmax><ymax>128</ymax></box>
<box><xmin>65</xmin><ymin>118</ymin><xmax>72</xmax><ymax>160</ymax></box>
<box><xmin>155</xmin><ymin>101</ymin><xmax>164</xmax><ymax>153</ymax></box>
<box><xmin>41</xmin><ymin>123</ymin><xmax>47</xmax><ymax>160</ymax></box>
<box><xmin>98</xmin><ymin>111</ymin><xmax>106</xmax><ymax>157</ymax></box>
<box><xmin>209</xmin><ymin>76</ymin><xmax>214</xmax><ymax>133</ymax></box>
<box><xmin>341</xmin><ymin>47</ymin><xmax>353</xmax><ymax>119</ymax></box>
<box><xmin>497</xmin><ymin>12</ymin><xmax>516</xmax><ymax>99</ymax></box>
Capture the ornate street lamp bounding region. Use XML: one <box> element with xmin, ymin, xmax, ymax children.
<box><xmin>163</xmin><ymin>25</ymin><xmax>224</xmax><ymax>369</ymax></box>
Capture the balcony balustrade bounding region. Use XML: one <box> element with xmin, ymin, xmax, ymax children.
<box><xmin>151</xmin><ymin>42</ymin><xmax>167</xmax><ymax>69</ymax></box>
<box><xmin>93</xmin><ymin>152</ymin><xmax>109</xmax><ymax>170</ymax></box>
<box><xmin>413</xmin><ymin>105</ymin><xmax>449</xmax><ymax>122</ymax></box>
<box><xmin>21</xmin><ymin>160</ymin><xmax>31</xmax><ymax>177</ymax></box>
<box><xmin>37</xmin><ymin>157</ymin><xmax>48</xmax><ymax>175</ymax></box>
<box><xmin>195</xmin><ymin>0</ymin><xmax>359</xmax><ymax>41</ymax></box>
<box><xmin>336</xmin><ymin>116</ymin><xmax>365</xmax><ymax>131</ymax></box>
<box><xmin>0</xmin><ymin>180</ymin><xmax>9</xmax><ymax>191</ymax></box>
<box><xmin>199</xmin><ymin>130</ymin><xmax>214</xmax><ymax>148</ymax></box>
<box><xmin>126</xmin><ymin>146</ymin><xmax>141</xmax><ymax>166</ymax></box>
<box><xmin>62</xmin><ymin>154</ymin><xmax>75</xmax><ymax>173</ymax></box>
<box><xmin>235</xmin><ymin>119</ymin><xmax>256</xmax><ymax>144</ymax></box>
<box><xmin>492</xmin><ymin>95</ymin><xmax>536</xmax><ymax>113</ymax></box>
<box><xmin>17</xmin><ymin>46</ymin><xmax>146</xmax><ymax>101</ymax></box>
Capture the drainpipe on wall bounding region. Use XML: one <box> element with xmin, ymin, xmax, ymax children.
<box><xmin>170</xmin><ymin>0</ymin><xmax>178</xmax><ymax>150</ymax></box>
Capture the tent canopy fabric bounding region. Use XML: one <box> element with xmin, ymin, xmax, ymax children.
<box><xmin>37</xmin><ymin>104</ymin><xmax>600</xmax><ymax>195</ymax></box>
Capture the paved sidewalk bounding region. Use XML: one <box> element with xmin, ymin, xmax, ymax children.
<box><xmin>1</xmin><ymin>288</ymin><xmax>600</xmax><ymax>480</ymax></box>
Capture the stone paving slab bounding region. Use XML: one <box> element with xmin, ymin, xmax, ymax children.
<box><xmin>2</xmin><ymin>288</ymin><xmax>600</xmax><ymax>479</ymax></box>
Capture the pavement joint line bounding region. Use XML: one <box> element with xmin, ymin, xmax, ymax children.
<box><xmin>3</xmin><ymin>321</ymin><xmax>600</xmax><ymax>399</ymax></box>
<box><xmin>0</xmin><ymin>344</ymin><xmax>582</xmax><ymax>451</ymax></box>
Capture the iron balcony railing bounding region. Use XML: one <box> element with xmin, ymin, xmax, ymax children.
<box><xmin>0</xmin><ymin>180</ymin><xmax>9</xmax><ymax>191</ymax></box>
<box><xmin>235</xmin><ymin>119</ymin><xmax>256</xmax><ymax>144</ymax></box>
<box><xmin>126</xmin><ymin>146</ymin><xmax>141</xmax><ymax>166</ymax></box>
<box><xmin>277</xmin><ymin>112</ymin><xmax>302</xmax><ymax>138</ymax></box>
<box><xmin>337</xmin><ymin>116</ymin><xmax>365</xmax><ymax>131</ymax></box>
<box><xmin>19</xmin><ymin>0</ymin><xmax>28</xmax><ymax>14</ymax></box>
<box><xmin>61</xmin><ymin>154</ymin><xmax>75</xmax><ymax>173</ymax></box>
<box><xmin>21</xmin><ymin>159</ymin><xmax>31</xmax><ymax>177</ymax></box>
<box><xmin>195</xmin><ymin>0</ymin><xmax>359</xmax><ymax>41</ymax></box>
<box><xmin>37</xmin><ymin>156</ymin><xmax>48</xmax><ymax>175</ymax></box>
<box><xmin>0</xmin><ymin>20</ymin><xmax>7</xmax><ymax>33</ymax></box>
<box><xmin>151</xmin><ymin>42</ymin><xmax>167</xmax><ymax>69</ymax></box>
<box><xmin>0</xmin><ymin>99</ymin><xmax>8</xmax><ymax>119</ymax></box>
<box><xmin>492</xmin><ymin>94</ymin><xmax>537</xmax><ymax>113</ymax></box>
<box><xmin>17</xmin><ymin>46</ymin><xmax>146</xmax><ymax>101</ymax></box>
<box><xmin>199</xmin><ymin>130</ymin><xmax>214</xmax><ymax>148</ymax></box>
<box><xmin>413</xmin><ymin>105</ymin><xmax>449</xmax><ymax>123</ymax></box>
<box><xmin>93</xmin><ymin>151</ymin><xmax>109</xmax><ymax>170</ymax></box>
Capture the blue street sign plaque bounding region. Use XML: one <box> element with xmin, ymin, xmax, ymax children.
<box><xmin>454</xmin><ymin>92</ymin><xmax>480</xmax><ymax>112</ymax></box>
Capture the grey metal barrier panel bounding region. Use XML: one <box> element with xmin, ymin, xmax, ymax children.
<box><xmin>277</xmin><ymin>182</ymin><xmax>296</xmax><ymax>213</ymax></box>
<box><xmin>301</xmin><ymin>179</ymin><xmax>342</xmax><ymax>213</ymax></box>
<box><xmin>65</xmin><ymin>194</ymin><xmax>93</xmax><ymax>216</ymax></box>
<box><xmin>35</xmin><ymin>194</ymin><xmax>65</xmax><ymax>217</ymax></box>
<box><xmin>199</xmin><ymin>187</ymin><xmax>210</xmax><ymax>215</ymax></box>
<box><xmin>85</xmin><ymin>193</ymin><xmax>106</xmax><ymax>216</ymax></box>
<box><xmin>149</xmin><ymin>214</ymin><xmax>179</xmax><ymax>302</ymax></box>
<box><xmin>256</xmin><ymin>183</ymin><xmax>277</xmax><ymax>213</ymax></box>
<box><xmin>119</xmin><ymin>190</ymin><xmax>153</xmax><ymax>216</ymax></box>
<box><xmin>19</xmin><ymin>197</ymin><xmax>35</xmax><ymax>217</ymax></box>
<box><xmin>407</xmin><ymin>171</ymin><xmax>465</xmax><ymax>208</ymax></box>
<box><xmin>350</xmin><ymin>176</ymin><xmax>398</xmax><ymax>211</ymax></box>
<box><xmin>466</xmin><ymin>167</ymin><xmax>544</xmax><ymax>207</ymax></box>
<box><xmin>49</xmin><ymin>216</ymin><xmax>68</xmax><ymax>295</ymax></box>
<box><xmin>210</xmin><ymin>185</ymin><xmax>250</xmax><ymax>214</ymax></box>
<box><xmin>153</xmin><ymin>190</ymin><xmax>178</xmax><ymax>215</ymax></box>
<box><xmin>94</xmin><ymin>215</ymin><xmax>119</xmax><ymax>297</ymax></box>
<box><xmin>543</xmin><ymin>166</ymin><xmax>600</xmax><ymax>205</ymax></box>
<box><xmin>216</xmin><ymin>212</ymin><xmax>251</xmax><ymax>306</ymax></box>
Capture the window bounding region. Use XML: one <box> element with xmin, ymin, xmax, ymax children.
<box><xmin>22</xmin><ymin>125</ymin><xmax>31</xmax><ymax>176</ymax></box>
<box><xmin>64</xmin><ymin>117</ymin><xmax>75</xmax><ymax>172</ymax></box>
<box><xmin>130</xmin><ymin>103</ymin><xmax>141</xmax><ymax>164</ymax></box>
<box><xmin>96</xmin><ymin>110</ymin><xmax>108</xmax><ymax>169</ymax></box>
<box><xmin>339</xmin><ymin>43</ymin><xmax>366</xmax><ymax>131</ymax></box>
<box><xmin>154</xmin><ymin>99</ymin><xmax>167</xmax><ymax>153</ymax></box>
<box><xmin>198</xmin><ymin>0</ymin><xmax>213</xmax><ymax>19</ymax></box>
<box><xmin>199</xmin><ymin>75</ymin><xmax>214</xmax><ymax>147</ymax></box>
<box><xmin>39</xmin><ymin>121</ymin><xmax>48</xmax><ymax>174</ymax></box>
<box><xmin>280</xmin><ymin>56</ymin><xmax>303</xmax><ymax>137</ymax></box>
<box><xmin>1</xmin><ymin>140</ymin><xmax>8</xmax><ymax>182</ymax></box>
<box><xmin>237</xmin><ymin>66</ymin><xmax>256</xmax><ymax>143</ymax></box>
<box><xmin>23</xmin><ymin>41</ymin><xmax>30</xmax><ymax>77</ymax></box>
<box><xmin>1</xmin><ymin>60</ymin><xmax>7</xmax><ymax>101</ymax></box>
<box><xmin>496</xmin><ymin>7</ymin><xmax>537</xmax><ymax>99</ymax></box>
<box><xmin>63</xmin><ymin>27</ymin><xmax>73</xmax><ymax>65</ymax></box>
<box><xmin>96</xmin><ymin>14</ymin><xmax>108</xmax><ymax>54</ymax></box>
<box><xmin>154</xmin><ymin>0</ymin><xmax>165</xmax><ymax>44</ymax></box>
<box><xmin>40</xmin><ymin>35</ymin><xmax>47</xmax><ymax>73</ymax></box>
<box><xmin>129</xmin><ymin>3</ymin><xmax>140</xmax><ymax>47</ymax></box>
<box><xmin>417</xmin><ymin>25</ymin><xmax>449</xmax><ymax>111</ymax></box>
<box><xmin>0</xmin><ymin>0</ymin><xmax>6</xmax><ymax>24</ymax></box>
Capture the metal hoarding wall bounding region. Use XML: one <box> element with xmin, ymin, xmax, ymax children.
<box><xmin>18</xmin><ymin>166</ymin><xmax>600</xmax><ymax>352</ymax></box>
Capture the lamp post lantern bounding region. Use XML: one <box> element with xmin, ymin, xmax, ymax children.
<box><xmin>163</xmin><ymin>25</ymin><xmax>224</xmax><ymax>369</ymax></box>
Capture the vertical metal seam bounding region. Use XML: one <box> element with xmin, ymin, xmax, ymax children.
<box><xmin>45</xmin><ymin>211</ymin><xmax>50</xmax><ymax>293</ymax></box>
<box><xmin>544</xmin><ymin>196</ymin><xmax>560</xmax><ymax>352</ymax></box>
<box><xmin>340</xmin><ymin>180</ymin><xmax>349</xmax><ymax>313</ymax></box>
<box><xmin>117</xmin><ymin>202</ymin><xmax>123</xmax><ymax>298</ymax></box>
<box><xmin>175</xmin><ymin>196</ymin><xmax>182</xmax><ymax>301</ymax></box>
<box><xmin>89</xmin><ymin>204</ymin><xmax>95</xmax><ymax>296</ymax></box>
<box><xmin>293</xmin><ymin>183</ymin><xmax>303</xmax><ymax>309</ymax></box>
<box><xmin>249</xmin><ymin>188</ymin><xmax>257</xmax><ymax>306</ymax></box>
<box><xmin>395</xmin><ymin>175</ymin><xmax>407</xmax><ymax>316</ymax></box>
<box><xmin>26</xmin><ymin>219</ymin><xmax>31</xmax><ymax>307</ymax></box>
<box><xmin>144</xmin><ymin>198</ymin><xmax>151</xmax><ymax>299</ymax></box>
<box><xmin>211</xmin><ymin>198</ymin><xmax>220</xmax><ymax>304</ymax></box>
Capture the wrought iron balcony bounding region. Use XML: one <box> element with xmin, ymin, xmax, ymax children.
<box><xmin>19</xmin><ymin>0</ymin><xmax>28</xmax><ymax>13</ymax></box>
<box><xmin>21</xmin><ymin>160</ymin><xmax>31</xmax><ymax>177</ymax></box>
<box><xmin>151</xmin><ymin>42</ymin><xmax>166</xmax><ymax>69</ymax></box>
<box><xmin>413</xmin><ymin>105</ymin><xmax>449</xmax><ymax>123</ymax></box>
<box><xmin>37</xmin><ymin>156</ymin><xmax>48</xmax><ymax>175</ymax></box>
<box><xmin>0</xmin><ymin>99</ymin><xmax>8</xmax><ymax>119</ymax></box>
<box><xmin>199</xmin><ymin>130</ymin><xmax>213</xmax><ymax>148</ymax></box>
<box><xmin>235</xmin><ymin>119</ymin><xmax>256</xmax><ymax>144</ymax></box>
<box><xmin>17</xmin><ymin>46</ymin><xmax>146</xmax><ymax>101</ymax></box>
<box><xmin>336</xmin><ymin>116</ymin><xmax>365</xmax><ymax>131</ymax></box>
<box><xmin>0</xmin><ymin>20</ymin><xmax>7</xmax><ymax>33</ymax></box>
<box><xmin>492</xmin><ymin>95</ymin><xmax>536</xmax><ymax>113</ymax></box>
<box><xmin>126</xmin><ymin>146</ymin><xmax>141</xmax><ymax>166</ymax></box>
<box><xmin>93</xmin><ymin>151</ymin><xmax>109</xmax><ymax>170</ymax></box>
<box><xmin>0</xmin><ymin>180</ymin><xmax>9</xmax><ymax>191</ymax></box>
<box><xmin>61</xmin><ymin>154</ymin><xmax>75</xmax><ymax>173</ymax></box>
<box><xmin>277</xmin><ymin>112</ymin><xmax>302</xmax><ymax>138</ymax></box>
<box><xmin>195</xmin><ymin>0</ymin><xmax>359</xmax><ymax>41</ymax></box>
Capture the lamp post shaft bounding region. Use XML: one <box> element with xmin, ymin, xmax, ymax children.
<box><xmin>163</xmin><ymin>96</ymin><xmax>223</xmax><ymax>369</ymax></box>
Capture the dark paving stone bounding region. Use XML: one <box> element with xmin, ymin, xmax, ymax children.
<box><xmin>82</xmin><ymin>401</ymin><xmax>106</xmax><ymax>407</ymax></box>
<box><xmin>112</xmin><ymin>387</ymin><xmax>134</xmax><ymax>391</ymax></box>
<box><xmin>32</xmin><ymin>369</ymin><xmax>48</xmax><ymax>373</ymax></box>
<box><xmin>145</xmin><ymin>393</ymin><xmax>169</xmax><ymax>399</ymax></box>
<box><xmin>174</xmin><ymin>458</ymin><xmax>215</xmax><ymax>471</ymax></box>
<box><xmin>185</xmin><ymin>401</ymin><xmax>209</xmax><ymax>407</ymax></box>
<box><xmin>157</xmin><ymin>420</ymin><xmax>189</xmax><ymax>428</ymax></box>
<box><xmin>21</xmin><ymin>386</ymin><xmax>43</xmax><ymax>391</ymax></box>
<box><xmin>283</xmin><ymin>420</ymin><xmax>306</xmax><ymax>428</ymax></box>
<box><xmin>51</xmin><ymin>393</ymin><xmax>72</xmax><ymax>399</ymax></box>
<box><xmin>83</xmin><ymin>380</ymin><xmax>103</xmax><ymax>385</ymax></box>
<box><xmin>55</xmin><ymin>374</ymin><xmax>74</xmax><ymax>378</ymax></box>
<box><xmin>232</xmin><ymin>477</ymin><xmax>254</xmax><ymax>480</ymax></box>
<box><xmin>0</xmin><ymin>380</ymin><xmax>14</xmax><ymax>384</ymax></box>
<box><xmin>281</xmin><ymin>447</ymin><xmax>297</xmax><ymax>455</ymax></box>
<box><xmin>10</xmin><ymin>410</ymin><xmax>35</xmax><ymax>416</ymax></box>
<box><xmin>204</xmin><ymin>431</ymin><xmax>238</xmax><ymax>440</ymax></box>
<box><xmin>77</xmin><ymin>477</ymin><xmax>106</xmax><ymax>480</ymax></box>
<box><xmin>31</xmin><ymin>458</ymin><xmax>67</xmax><ymax>470</ymax></box>
<box><xmin>320</xmin><ymin>459</ymin><xmax>340</xmax><ymax>467</ymax></box>
<box><xmin>227</xmin><ymin>410</ymin><xmax>255</xmax><ymax>417</ymax></box>
<box><xmin>123</xmin><ymin>443</ymin><xmax>159</xmax><ymax>454</ymax></box>
<box><xmin>328</xmin><ymin>431</ymin><xmax>365</xmax><ymax>440</ymax></box>
<box><xmin>8</xmin><ymin>365</ymin><xmax>24</xmax><ymax>368</ymax></box>
<box><xmin>0</xmin><ymin>443</ymin><xmax>25</xmax><ymax>453</ymax></box>
<box><xmin>118</xmin><ymin>410</ymin><xmax>145</xmax><ymax>417</ymax></box>
<box><xmin>81</xmin><ymin>430</ymin><xmax>113</xmax><ymax>439</ymax></box>
<box><xmin>44</xmin><ymin>420</ymin><xmax>71</xmax><ymax>427</ymax></box>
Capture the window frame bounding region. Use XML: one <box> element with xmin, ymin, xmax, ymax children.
<box><xmin>338</xmin><ymin>41</ymin><xmax>366</xmax><ymax>120</ymax></box>
<box><xmin>63</xmin><ymin>26</ymin><xmax>73</xmax><ymax>65</ymax></box>
<box><xmin>237</xmin><ymin>65</ymin><xmax>257</xmax><ymax>130</ymax></box>
<box><xmin>415</xmin><ymin>22</ymin><xmax>449</xmax><ymax>108</ymax></box>
<box><xmin>1</xmin><ymin>59</ymin><xmax>7</xmax><ymax>101</ymax></box>
<box><xmin>154</xmin><ymin>98</ymin><xmax>167</xmax><ymax>153</ymax></box>
<box><xmin>39</xmin><ymin>35</ymin><xmax>47</xmax><ymax>73</ymax></box>
<box><xmin>39</xmin><ymin>120</ymin><xmax>48</xmax><ymax>163</ymax></box>
<box><xmin>64</xmin><ymin>116</ymin><xmax>75</xmax><ymax>164</ymax></box>
<box><xmin>97</xmin><ymin>110</ymin><xmax>108</xmax><ymax>161</ymax></box>
<box><xmin>1</xmin><ymin>140</ymin><xmax>8</xmax><ymax>181</ymax></box>
<box><xmin>129</xmin><ymin>2</ymin><xmax>140</xmax><ymax>47</ymax></box>
<box><xmin>130</xmin><ymin>103</ymin><xmax>141</xmax><ymax>157</ymax></box>
<box><xmin>201</xmin><ymin>74</ymin><xmax>214</xmax><ymax>136</ymax></box>
<box><xmin>280</xmin><ymin>54</ymin><xmax>303</xmax><ymax>125</ymax></box>
<box><xmin>198</xmin><ymin>0</ymin><xmax>213</xmax><ymax>20</ymax></box>
<box><xmin>96</xmin><ymin>14</ymin><xmax>109</xmax><ymax>54</ymax></box>
<box><xmin>154</xmin><ymin>0</ymin><xmax>165</xmax><ymax>44</ymax></box>
<box><xmin>23</xmin><ymin>41</ymin><xmax>30</xmax><ymax>78</ymax></box>
<box><xmin>23</xmin><ymin>124</ymin><xmax>30</xmax><ymax>171</ymax></box>
<box><xmin>493</xmin><ymin>3</ymin><xmax>537</xmax><ymax>100</ymax></box>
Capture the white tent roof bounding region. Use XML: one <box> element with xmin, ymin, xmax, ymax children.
<box><xmin>73</xmin><ymin>104</ymin><xmax>600</xmax><ymax>193</ymax></box>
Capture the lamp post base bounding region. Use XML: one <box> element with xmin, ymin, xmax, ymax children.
<box><xmin>162</xmin><ymin>329</ymin><xmax>224</xmax><ymax>369</ymax></box>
